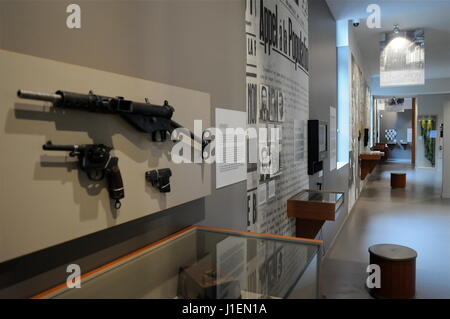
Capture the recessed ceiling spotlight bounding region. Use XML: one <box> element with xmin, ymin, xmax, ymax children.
<box><xmin>393</xmin><ymin>24</ymin><xmax>400</xmax><ymax>34</ymax></box>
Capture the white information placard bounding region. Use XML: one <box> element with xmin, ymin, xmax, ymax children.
<box><xmin>216</xmin><ymin>108</ymin><xmax>247</xmax><ymax>189</ymax></box>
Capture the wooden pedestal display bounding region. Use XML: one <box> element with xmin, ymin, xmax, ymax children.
<box><xmin>391</xmin><ymin>173</ymin><xmax>407</xmax><ymax>188</ymax></box>
<box><xmin>371</xmin><ymin>143</ymin><xmax>389</xmax><ymax>160</ymax></box>
<box><xmin>360</xmin><ymin>152</ymin><xmax>383</xmax><ymax>180</ymax></box>
<box><xmin>369</xmin><ymin>244</ymin><xmax>417</xmax><ymax>299</ymax></box>
<box><xmin>288</xmin><ymin>190</ymin><xmax>344</xmax><ymax>239</ymax></box>
<box><xmin>295</xmin><ymin>219</ymin><xmax>325</xmax><ymax>239</ymax></box>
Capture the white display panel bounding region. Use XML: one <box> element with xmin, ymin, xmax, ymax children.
<box><xmin>215</xmin><ymin>108</ymin><xmax>247</xmax><ymax>189</ymax></box>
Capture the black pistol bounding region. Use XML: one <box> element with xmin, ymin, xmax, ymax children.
<box><xmin>42</xmin><ymin>141</ymin><xmax>125</xmax><ymax>209</ymax></box>
<box><xmin>146</xmin><ymin>168</ymin><xmax>172</xmax><ymax>193</ymax></box>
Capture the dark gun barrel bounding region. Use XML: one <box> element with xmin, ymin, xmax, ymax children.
<box><xmin>42</xmin><ymin>141</ymin><xmax>77</xmax><ymax>152</ymax></box>
<box><xmin>18</xmin><ymin>89</ymin><xmax>174</xmax><ymax>119</ymax></box>
<box><xmin>17</xmin><ymin>90</ymin><xmax>62</xmax><ymax>104</ymax></box>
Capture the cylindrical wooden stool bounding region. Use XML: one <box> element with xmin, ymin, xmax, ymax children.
<box><xmin>369</xmin><ymin>244</ymin><xmax>417</xmax><ymax>299</ymax></box>
<box><xmin>391</xmin><ymin>173</ymin><xmax>406</xmax><ymax>188</ymax></box>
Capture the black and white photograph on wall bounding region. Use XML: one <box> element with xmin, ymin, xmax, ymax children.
<box><xmin>269</xmin><ymin>87</ymin><xmax>278</xmax><ymax>122</ymax></box>
<box><xmin>259</xmin><ymin>124</ymin><xmax>271</xmax><ymax>181</ymax></box>
<box><xmin>278</xmin><ymin>91</ymin><xmax>285</xmax><ymax>122</ymax></box>
<box><xmin>258</xmin><ymin>124</ymin><xmax>283</xmax><ymax>181</ymax></box>
<box><xmin>247</xmin><ymin>189</ymin><xmax>258</xmax><ymax>231</ymax></box>
<box><xmin>259</xmin><ymin>84</ymin><xmax>270</xmax><ymax>122</ymax></box>
<box><xmin>380</xmin><ymin>29</ymin><xmax>425</xmax><ymax>87</ymax></box>
<box><xmin>247</xmin><ymin>0</ymin><xmax>310</xmax><ymax>239</ymax></box>
<box><xmin>269</xmin><ymin>125</ymin><xmax>282</xmax><ymax>177</ymax></box>
<box><xmin>259</xmin><ymin>147</ymin><xmax>271</xmax><ymax>182</ymax></box>
<box><xmin>247</xmin><ymin>133</ymin><xmax>259</xmax><ymax>190</ymax></box>
<box><xmin>247</xmin><ymin>82</ymin><xmax>258</xmax><ymax>124</ymax></box>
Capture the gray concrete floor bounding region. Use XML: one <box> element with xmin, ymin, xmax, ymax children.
<box><xmin>321</xmin><ymin>162</ymin><xmax>450</xmax><ymax>299</ymax></box>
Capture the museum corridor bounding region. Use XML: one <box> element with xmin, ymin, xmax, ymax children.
<box><xmin>321</xmin><ymin>163</ymin><xmax>450</xmax><ymax>298</ymax></box>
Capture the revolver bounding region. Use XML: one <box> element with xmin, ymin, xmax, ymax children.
<box><xmin>42</xmin><ymin>141</ymin><xmax>125</xmax><ymax>209</ymax></box>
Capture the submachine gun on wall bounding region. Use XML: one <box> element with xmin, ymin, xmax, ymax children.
<box><xmin>17</xmin><ymin>89</ymin><xmax>208</xmax><ymax>149</ymax></box>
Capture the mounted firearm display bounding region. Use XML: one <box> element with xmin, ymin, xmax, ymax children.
<box><xmin>42</xmin><ymin>141</ymin><xmax>125</xmax><ymax>209</ymax></box>
<box><xmin>146</xmin><ymin>168</ymin><xmax>172</xmax><ymax>193</ymax></box>
<box><xmin>17</xmin><ymin>89</ymin><xmax>208</xmax><ymax>149</ymax></box>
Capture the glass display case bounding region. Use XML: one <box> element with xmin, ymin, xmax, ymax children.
<box><xmin>287</xmin><ymin>190</ymin><xmax>345</xmax><ymax>239</ymax></box>
<box><xmin>290</xmin><ymin>190</ymin><xmax>344</xmax><ymax>207</ymax></box>
<box><xmin>34</xmin><ymin>226</ymin><xmax>321</xmax><ymax>299</ymax></box>
<box><xmin>359</xmin><ymin>152</ymin><xmax>384</xmax><ymax>180</ymax></box>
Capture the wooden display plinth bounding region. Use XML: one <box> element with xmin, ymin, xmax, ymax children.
<box><xmin>369</xmin><ymin>244</ymin><xmax>417</xmax><ymax>299</ymax></box>
<box><xmin>360</xmin><ymin>152</ymin><xmax>383</xmax><ymax>180</ymax></box>
<box><xmin>391</xmin><ymin>173</ymin><xmax>406</xmax><ymax>188</ymax></box>
<box><xmin>288</xmin><ymin>190</ymin><xmax>344</xmax><ymax>239</ymax></box>
<box><xmin>295</xmin><ymin>219</ymin><xmax>325</xmax><ymax>239</ymax></box>
<box><xmin>371</xmin><ymin>143</ymin><xmax>389</xmax><ymax>160</ymax></box>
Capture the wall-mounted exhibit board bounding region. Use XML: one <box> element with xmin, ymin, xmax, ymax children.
<box><xmin>245</xmin><ymin>0</ymin><xmax>310</xmax><ymax>236</ymax></box>
<box><xmin>0</xmin><ymin>50</ymin><xmax>211</xmax><ymax>262</ymax></box>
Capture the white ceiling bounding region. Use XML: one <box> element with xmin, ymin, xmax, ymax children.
<box><xmin>325</xmin><ymin>0</ymin><xmax>450</xmax><ymax>80</ymax></box>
